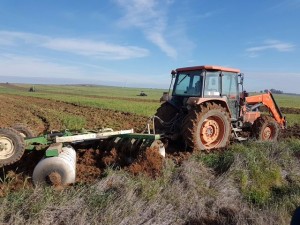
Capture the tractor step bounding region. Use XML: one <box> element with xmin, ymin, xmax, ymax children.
<box><xmin>235</xmin><ymin>136</ymin><xmax>248</xmax><ymax>141</ymax></box>
<box><xmin>232</xmin><ymin>127</ymin><xmax>248</xmax><ymax>141</ymax></box>
<box><xmin>232</xmin><ymin>127</ymin><xmax>243</xmax><ymax>132</ymax></box>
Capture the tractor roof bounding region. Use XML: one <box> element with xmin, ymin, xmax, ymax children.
<box><xmin>176</xmin><ymin>65</ymin><xmax>240</xmax><ymax>73</ymax></box>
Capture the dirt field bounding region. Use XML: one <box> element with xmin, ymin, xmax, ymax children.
<box><xmin>0</xmin><ymin>94</ymin><xmax>148</xmax><ymax>133</ymax></box>
<box><xmin>0</xmin><ymin>94</ymin><xmax>164</xmax><ymax>195</ymax></box>
<box><xmin>0</xmin><ymin>94</ymin><xmax>299</xmax><ymax>195</ymax></box>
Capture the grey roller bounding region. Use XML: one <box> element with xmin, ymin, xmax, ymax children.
<box><xmin>32</xmin><ymin>146</ymin><xmax>76</xmax><ymax>186</ymax></box>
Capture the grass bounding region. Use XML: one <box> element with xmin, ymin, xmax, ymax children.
<box><xmin>273</xmin><ymin>94</ymin><xmax>300</xmax><ymax>108</ymax></box>
<box><xmin>2</xmin><ymin>84</ymin><xmax>300</xmax><ymax>117</ymax></box>
<box><xmin>1</xmin><ymin>139</ymin><xmax>300</xmax><ymax>224</ymax></box>
<box><xmin>0</xmin><ymin>85</ymin><xmax>162</xmax><ymax>116</ymax></box>
<box><xmin>286</xmin><ymin>114</ymin><xmax>300</xmax><ymax>126</ymax></box>
<box><xmin>195</xmin><ymin>140</ymin><xmax>300</xmax><ymax>209</ymax></box>
<box><xmin>38</xmin><ymin>108</ymin><xmax>87</xmax><ymax>130</ymax></box>
<box><xmin>1</xmin><ymin>84</ymin><xmax>300</xmax><ymax>118</ymax></box>
<box><xmin>0</xmin><ymin>83</ymin><xmax>166</xmax><ymax>100</ymax></box>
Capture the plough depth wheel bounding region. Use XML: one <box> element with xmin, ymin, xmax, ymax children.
<box><xmin>12</xmin><ymin>124</ymin><xmax>35</xmax><ymax>138</ymax></box>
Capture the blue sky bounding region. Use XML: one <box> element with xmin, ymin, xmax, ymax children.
<box><xmin>0</xmin><ymin>0</ymin><xmax>299</xmax><ymax>93</ymax></box>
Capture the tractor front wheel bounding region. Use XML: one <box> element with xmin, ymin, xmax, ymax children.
<box><xmin>252</xmin><ymin>115</ymin><xmax>279</xmax><ymax>141</ymax></box>
<box><xmin>182</xmin><ymin>103</ymin><xmax>231</xmax><ymax>151</ymax></box>
<box><xmin>0</xmin><ymin>128</ymin><xmax>25</xmax><ymax>167</ymax></box>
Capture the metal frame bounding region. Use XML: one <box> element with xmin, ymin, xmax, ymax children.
<box><xmin>24</xmin><ymin>128</ymin><xmax>163</xmax><ymax>158</ymax></box>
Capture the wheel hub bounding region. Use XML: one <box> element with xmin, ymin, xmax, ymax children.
<box><xmin>263</xmin><ymin>127</ymin><xmax>272</xmax><ymax>140</ymax></box>
<box><xmin>201</xmin><ymin>119</ymin><xmax>220</xmax><ymax>144</ymax></box>
<box><xmin>0</xmin><ymin>137</ymin><xmax>15</xmax><ymax>159</ymax></box>
<box><xmin>199</xmin><ymin>115</ymin><xmax>226</xmax><ymax>149</ymax></box>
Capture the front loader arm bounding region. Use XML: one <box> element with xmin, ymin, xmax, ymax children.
<box><xmin>245</xmin><ymin>92</ymin><xmax>286</xmax><ymax>129</ymax></box>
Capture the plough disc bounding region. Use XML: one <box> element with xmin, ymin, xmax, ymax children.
<box><xmin>99</xmin><ymin>136</ymin><xmax>165</xmax><ymax>163</ymax></box>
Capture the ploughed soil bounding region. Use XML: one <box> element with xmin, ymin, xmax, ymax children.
<box><xmin>281</xmin><ymin>124</ymin><xmax>300</xmax><ymax>139</ymax></box>
<box><xmin>0</xmin><ymin>94</ymin><xmax>299</xmax><ymax>195</ymax></box>
<box><xmin>0</xmin><ymin>94</ymin><xmax>148</xmax><ymax>134</ymax></box>
<box><xmin>0</xmin><ymin>95</ymin><xmax>168</xmax><ymax>195</ymax></box>
<box><xmin>281</xmin><ymin>107</ymin><xmax>300</xmax><ymax>114</ymax></box>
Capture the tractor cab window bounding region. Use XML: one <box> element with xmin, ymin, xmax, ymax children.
<box><xmin>221</xmin><ymin>72</ymin><xmax>238</xmax><ymax>98</ymax></box>
<box><xmin>204</xmin><ymin>71</ymin><xmax>220</xmax><ymax>97</ymax></box>
<box><xmin>173</xmin><ymin>71</ymin><xmax>203</xmax><ymax>96</ymax></box>
<box><xmin>222</xmin><ymin>72</ymin><xmax>239</xmax><ymax>119</ymax></box>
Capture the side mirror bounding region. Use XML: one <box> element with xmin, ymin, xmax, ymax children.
<box><xmin>238</xmin><ymin>73</ymin><xmax>244</xmax><ymax>85</ymax></box>
<box><xmin>171</xmin><ymin>70</ymin><xmax>176</xmax><ymax>78</ymax></box>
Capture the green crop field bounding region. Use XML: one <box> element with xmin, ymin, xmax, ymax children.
<box><xmin>0</xmin><ymin>83</ymin><xmax>166</xmax><ymax>100</ymax></box>
<box><xmin>0</xmin><ymin>83</ymin><xmax>299</xmax><ymax>123</ymax></box>
<box><xmin>272</xmin><ymin>94</ymin><xmax>300</xmax><ymax>108</ymax></box>
<box><xmin>0</xmin><ymin>84</ymin><xmax>166</xmax><ymax>116</ymax></box>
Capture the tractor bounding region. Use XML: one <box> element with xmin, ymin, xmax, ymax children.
<box><xmin>154</xmin><ymin>65</ymin><xmax>286</xmax><ymax>151</ymax></box>
<box><xmin>138</xmin><ymin>91</ymin><xmax>147</xmax><ymax>96</ymax></box>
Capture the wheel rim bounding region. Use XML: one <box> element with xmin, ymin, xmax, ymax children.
<box><xmin>0</xmin><ymin>136</ymin><xmax>15</xmax><ymax>159</ymax></box>
<box><xmin>200</xmin><ymin>116</ymin><xmax>225</xmax><ymax>148</ymax></box>
<box><xmin>262</xmin><ymin>126</ymin><xmax>273</xmax><ymax>140</ymax></box>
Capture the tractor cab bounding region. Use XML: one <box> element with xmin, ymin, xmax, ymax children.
<box><xmin>168</xmin><ymin>65</ymin><xmax>242</xmax><ymax>120</ymax></box>
<box><xmin>156</xmin><ymin>64</ymin><xmax>285</xmax><ymax>151</ymax></box>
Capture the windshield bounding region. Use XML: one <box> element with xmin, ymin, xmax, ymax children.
<box><xmin>173</xmin><ymin>71</ymin><xmax>203</xmax><ymax>96</ymax></box>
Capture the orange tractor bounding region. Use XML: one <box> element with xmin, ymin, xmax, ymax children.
<box><xmin>154</xmin><ymin>65</ymin><xmax>286</xmax><ymax>151</ymax></box>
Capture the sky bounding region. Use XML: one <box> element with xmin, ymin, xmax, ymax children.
<box><xmin>0</xmin><ymin>0</ymin><xmax>300</xmax><ymax>93</ymax></box>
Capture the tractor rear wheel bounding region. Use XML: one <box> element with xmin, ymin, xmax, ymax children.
<box><xmin>252</xmin><ymin>115</ymin><xmax>279</xmax><ymax>141</ymax></box>
<box><xmin>12</xmin><ymin>124</ymin><xmax>35</xmax><ymax>138</ymax></box>
<box><xmin>0</xmin><ymin>128</ymin><xmax>25</xmax><ymax>167</ymax></box>
<box><xmin>182</xmin><ymin>103</ymin><xmax>231</xmax><ymax>151</ymax></box>
<box><xmin>154</xmin><ymin>102</ymin><xmax>178</xmax><ymax>132</ymax></box>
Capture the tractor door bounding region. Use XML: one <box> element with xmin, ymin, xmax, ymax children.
<box><xmin>221</xmin><ymin>72</ymin><xmax>239</xmax><ymax>120</ymax></box>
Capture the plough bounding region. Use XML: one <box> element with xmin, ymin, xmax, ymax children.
<box><xmin>0</xmin><ymin>126</ymin><xmax>166</xmax><ymax>186</ymax></box>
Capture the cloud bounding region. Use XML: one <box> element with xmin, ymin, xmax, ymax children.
<box><xmin>246</xmin><ymin>40</ymin><xmax>295</xmax><ymax>57</ymax></box>
<box><xmin>115</xmin><ymin>0</ymin><xmax>177</xmax><ymax>58</ymax></box>
<box><xmin>0</xmin><ymin>54</ymin><xmax>84</xmax><ymax>78</ymax></box>
<box><xmin>42</xmin><ymin>38</ymin><xmax>148</xmax><ymax>60</ymax></box>
<box><xmin>0</xmin><ymin>30</ymin><xmax>149</xmax><ymax>60</ymax></box>
<box><xmin>0</xmin><ymin>54</ymin><xmax>127</xmax><ymax>82</ymax></box>
<box><xmin>0</xmin><ymin>54</ymin><xmax>171</xmax><ymax>88</ymax></box>
<box><xmin>0</xmin><ymin>31</ymin><xmax>44</xmax><ymax>46</ymax></box>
